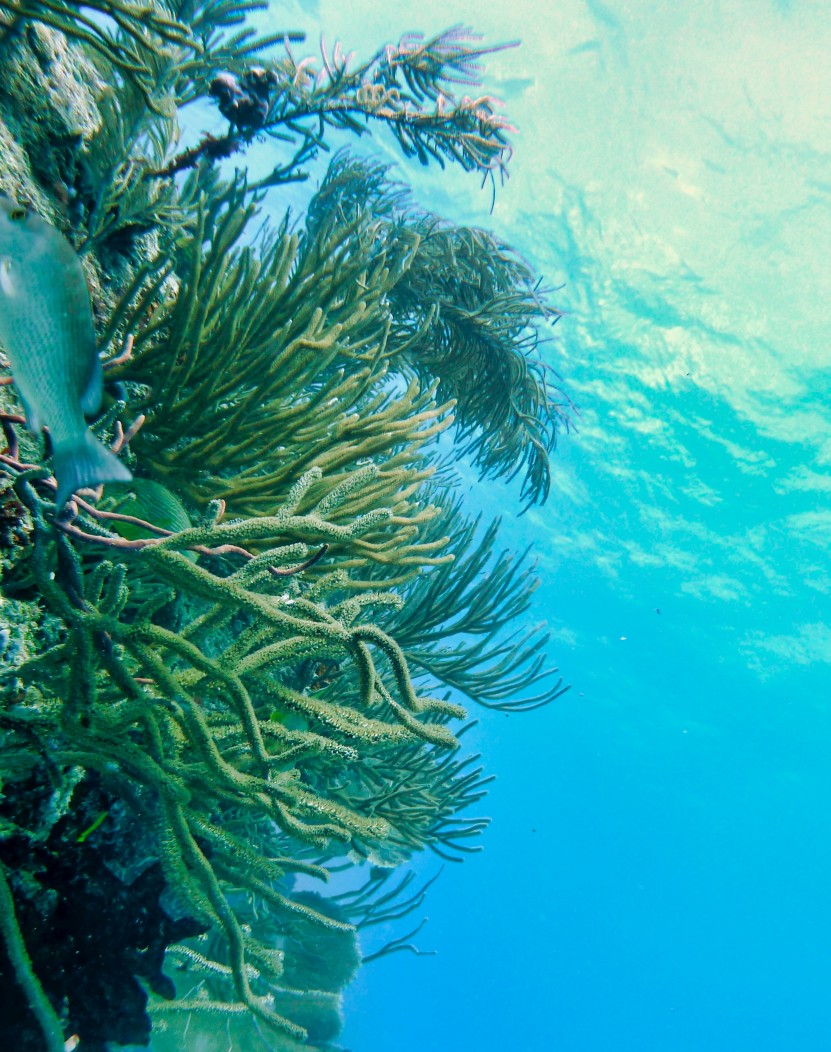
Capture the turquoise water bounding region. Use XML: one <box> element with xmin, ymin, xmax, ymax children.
<box><xmin>250</xmin><ymin>1</ymin><xmax>831</xmax><ymax>1048</ymax></box>
<box><xmin>2</xmin><ymin>0</ymin><xmax>825</xmax><ymax>1047</ymax></box>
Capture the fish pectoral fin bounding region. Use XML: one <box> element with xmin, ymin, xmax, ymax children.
<box><xmin>80</xmin><ymin>352</ymin><xmax>103</xmax><ymax>416</ymax></box>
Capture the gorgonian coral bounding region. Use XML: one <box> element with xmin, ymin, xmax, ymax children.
<box><xmin>0</xmin><ymin>2</ymin><xmax>568</xmax><ymax>1047</ymax></box>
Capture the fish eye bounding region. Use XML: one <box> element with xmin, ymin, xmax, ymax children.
<box><xmin>8</xmin><ymin>207</ymin><xmax>27</xmax><ymax>221</ymax></box>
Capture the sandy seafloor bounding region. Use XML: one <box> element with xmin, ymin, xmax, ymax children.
<box><xmin>189</xmin><ymin>2</ymin><xmax>831</xmax><ymax>1049</ymax></box>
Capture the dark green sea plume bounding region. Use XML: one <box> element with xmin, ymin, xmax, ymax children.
<box><xmin>0</xmin><ymin>198</ymin><xmax>131</xmax><ymax>509</ymax></box>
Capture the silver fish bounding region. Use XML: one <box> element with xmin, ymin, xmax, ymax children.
<box><xmin>0</xmin><ymin>198</ymin><xmax>131</xmax><ymax>509</ymax></box>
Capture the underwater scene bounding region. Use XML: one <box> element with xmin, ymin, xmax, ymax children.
<box><xmin>1</xmin><ymin>0</ymin><xmax>830</xmax><ymax>1049</ymax></box>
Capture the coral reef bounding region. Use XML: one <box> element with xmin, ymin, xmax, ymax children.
<box><xmin>0</xmin><ymin>2</ymin><xmax>567</xmax><ymax>1047</ymax></box>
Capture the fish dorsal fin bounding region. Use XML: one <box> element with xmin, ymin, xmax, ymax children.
<box><xmin>80</xmin><ymin>352</ymin><xmax>103</xmax><ymax>416</ymax></box>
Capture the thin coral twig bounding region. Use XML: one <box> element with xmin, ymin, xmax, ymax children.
<box><xmin>72</xmin><ymin>494</ymin><xmax>175</xmax><ymax>537</ymax></box>
<box><xmin>0</xmin><ymin>444</ymin><xmax>326</xmax><ymax>576</ymax></box>
<box><xmin>145</xmin><ymin>134</ymin><xmax>243</xmax><ymax>180</ymax></box>
<box><xmin>104</xmin><ymin>333</ymin><xmax>135</xmax><ymax>369</ymax></box>
<box><xmin>57</xmin><ymin>500</ymin><xmax>330</xmax><ymax>577</ymax></box>
<box><xmin>0</xmin><ymin>452</ymin><xmax>52</xmax><ymax>480</ymax></box>
<box><xmin>110</xmin><ymin>413</ymin><xmax>146</xmax><ymax>454</ymax></box>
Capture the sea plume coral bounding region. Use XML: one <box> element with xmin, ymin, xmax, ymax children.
<box><xmin>0</xmin><ymin>2</ymin><xmax>568</xmax><ymax>1047</ymax></box>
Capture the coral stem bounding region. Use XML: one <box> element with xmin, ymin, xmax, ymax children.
<box><xmin>0</xmin><ymin>864</ymin><xmax>66</xmax><ymax>1052</ymax></box>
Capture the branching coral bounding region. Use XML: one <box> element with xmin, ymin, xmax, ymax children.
<box><xmin>148</xmin><ymin>22</ymin><xmax>517</xmax><ymax>191</ymax></box>
<box><xmin>257</xmin><ymin>24</ymin><xmax>517</xmax><ymax>180</ymax></box>
<box><xmin>0</xmin><ymin>0</ymin><xmax>301</xmax><ymax>112</ymax></box>
<box><xmin>107</xmin><ymin>174</ymin><xmax>453</xmax><ymax>546</ymax></box>
<box><xmin>379</xmin><ymin>489</ymin><xmax>570</xmax><ymax>711</ymax></box>
<box><xmin>306</xmin><ymin>153</ymin><xmax>572</xmax><ymax>508</ymax></box>
<box><xmin>0</xmin><ymin>465</ymin><xmax>465</xmax><ymax>1040</ymax></box>
<box><xmin>0</xmin><ymin>2</ymin><xmax>569</xmax><ymax>1048</ymax></box>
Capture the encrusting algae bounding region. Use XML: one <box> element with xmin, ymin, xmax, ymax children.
<box><xmin>0</xmin><ymin>2</ymin><xmax>570</xmax><ymax>1049</ymax></box>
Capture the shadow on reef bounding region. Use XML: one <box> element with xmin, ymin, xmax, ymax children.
<box><xmin>0</xmin><ymin>771</ymin><xmax>205</xmax><ymax>1049</ymax></box>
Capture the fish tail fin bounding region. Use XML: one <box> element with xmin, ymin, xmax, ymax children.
<box><xmin>53</xmin><ymin>430</ymin><xmax>132</xmax><ymax>511</ymax></box>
